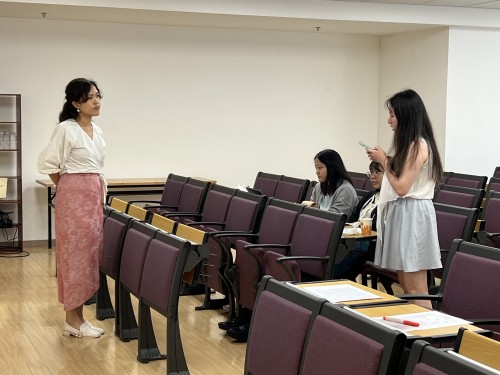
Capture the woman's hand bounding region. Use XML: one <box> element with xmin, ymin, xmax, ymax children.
<box><xmin>367</xmin><ymin>146</ymin><xmax>387</xmax><ymax>164</ymax></box>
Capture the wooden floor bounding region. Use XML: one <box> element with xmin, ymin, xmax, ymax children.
<box><xmin>0</xmin><ymin>247</ymin><xmax>246</xmax><ymax>375</ymax></box>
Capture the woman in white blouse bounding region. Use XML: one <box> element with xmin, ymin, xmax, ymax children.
<box><xmin>39</xmin><ymin>78</ymin><xmax>106</xmax><ymax>338</ymax></box>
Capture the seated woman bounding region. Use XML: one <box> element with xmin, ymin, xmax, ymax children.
<box><xmin>350</xmin><ymin>161</ymin><xmax>384</xmax><ymax>230</ymax></box>
<box><xmin>338</xmin><ymin>161</ymin><xmax>384</xmax><ymax>280</ymax></box>
<box><xmin>308</xmin><ymin>149</ymin><xmax>358</xmax><ymax>218</ymax></box>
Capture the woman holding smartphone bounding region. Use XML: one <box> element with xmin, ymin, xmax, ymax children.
<box><xmin>367</xmin><ymin>89</ymin><xmax>443</xmax><ymax>308</ymax></box>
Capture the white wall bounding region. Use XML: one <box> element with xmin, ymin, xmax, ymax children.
<box><xmin>0</xmin><ymin>17</ymin><xmax>380</xmax><ymax>241</ymax></box>
<box><xmin>446</xmin><ymin>27</ymin><xmax>500</xmax><ymax>177</ymax></box>
<box><xmin>378</xmin><ymin>28</ymin><xmax>449</xmax><ymax>160</ymax></box>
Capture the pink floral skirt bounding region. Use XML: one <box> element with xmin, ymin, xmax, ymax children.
<box><xmin>55</xmin><ymin>173</ymin><xmax>103</xmax><ymax>311</ymax></box>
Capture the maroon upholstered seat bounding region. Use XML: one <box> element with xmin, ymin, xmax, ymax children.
<box><xmin>475</xmin><ymin>191</ymin><xmax>500</xmax><ymax>249</ymax></box>
<box><xmin>234</xmin><ymin>199</ymin><xmax>303</xmax><ymax>310</ymax></box>
<box><xmin>96</xmin><ymin>210</ymin><xmax>132</xmax><ymax>320</ymax></box>
<box><xmin>136</xmin><ymin>231</ymin><xmax>201</xmax><ymax>371</ymax></box>
<box><xmin>433</xmin><ymin>184</ymin><xmax>484</xmax><ymax>209</ymax></box>
<box><xmin>196</xmin><ymin>190</ymin><xmax>266</xmax><ymax>313</ymax></box>
<box><xmin>129</xmin><ymin>173</ymin><xmax>188</xmax><ymax>214</ymax></box>
<box><xmin>160</xmin><ymin>178</ymin><xmax>210</xmax><ymax>222</ymax></box>
<box><xmin>301</xmin><ymin>303</ymin><xmax>404</xmax><ymax>375</ymax></box>
<box><xmin>244</xmin><ymin>277</ymin><xmax>324</xmax><ymax>375</ymax></box>
<box><xmin>253</xmin><ymin>171</ymin><xmax>282</xmax><ymax>197</ymax></box>
<box><xmin>273</xmin><ymin>176</ymin><xmax>310</xmax><ymax>203</ymax></box>
<box><xmin>263</xmin><ymin>207</ymin><xmax>346</xmax><ymax>282</ymax></box>
<box><xmin>446</xmin><ymin>172</ymin><xmax>487</xmax><ymax>190</ymax></box>
<box><xmin>117</xmin><ymin>221</ymin><xmax>157</xmax><ymax>341</ymax></box>
<box><xmin>183</xmin><ymin>184</ymin><xmax>236</xmax><ymax>231</ymax></box>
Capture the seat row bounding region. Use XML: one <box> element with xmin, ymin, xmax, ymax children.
<box><xmin>193</xmin><ymin>194</ymin><xmax>347</xmax><ymax>327</ymax></box>
<box><xmin>252</xmin><ymin>171</ymin><xmax>312</xmax><ymax>202</ymax></box>
<box><xmin>110</xmin><ymin>184</ymin><xmax>353</xmax><ymax>343</ymax></box>
<box><xmin>246</xmin><ymin>267</ymin><xmax>500</xmax><ymax>375</ymax></box>
<box><xmin>97</xmin><ymin>207</ymin><xmax>209</xmax><ymax>373</ymax></box>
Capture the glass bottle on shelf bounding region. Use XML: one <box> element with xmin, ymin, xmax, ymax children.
<box><xmin>4</xmin><ymin>131</ymin><xmax>11</xmax><ymax>149</ymax></box>
<box><xmin>0</xmin><ymin>132</ymin><xmax>4</xmax><ymax>149</ymax></box>
<box><xmin>10</xmin><ymin>132</ymin><xmax>17</xmax><ymax>150</ymax></box>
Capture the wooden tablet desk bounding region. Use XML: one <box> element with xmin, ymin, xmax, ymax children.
<box><xmin>294</xmin><ymin>279</ymin><xmax>486</xmax><ymax>344</ymax></box>
<box><xmin>36</xmin><ymin>178</ymin><xmax>166</xmax><ymax>249</ymax></box>
<box><xmin>353</xmin><ymin>303</ymin><xmax>485</xmax><ymax>341</ymax></box>
<box><xmin>293</xmin><ymin>279</ymin><xmax>401</xmax><ymax>306</ymax></box>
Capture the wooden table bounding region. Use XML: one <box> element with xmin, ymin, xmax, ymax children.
<box><xmin>36</xmin><ymin>178</ymin><xmax>166</xmax><ymax>248</ymax></box>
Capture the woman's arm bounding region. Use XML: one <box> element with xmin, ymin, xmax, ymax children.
<box><xmin>329</xmin><ymin>182</ymin><xmax>358</xmax><ymax>216</ymax></box>
<box><xmin>368</xmin><ymin>141</ymin><xmax>428</xmax><ymax>196</ymax></box>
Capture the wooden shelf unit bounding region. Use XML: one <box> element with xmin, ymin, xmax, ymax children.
<box><xmin>0</xmin><ymin>94</ymin><xmax>23</xmax><ymax>251</ymax></box>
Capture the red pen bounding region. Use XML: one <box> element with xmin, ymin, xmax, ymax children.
<box><xmin>383</xmin><ymin>316</ymin><xmax>420</xmax><ymax>327</ymax></box>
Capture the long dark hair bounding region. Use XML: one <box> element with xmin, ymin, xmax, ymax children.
<box><xmin>386</xmin><ymin>89</ymin><xmax>443</xmax><ymax>183</ymax></box>
<box><xmin>315</xmin><ymin>149</ymin><xmax>352</xmax><ymax>196</ymax></box>
<box><xmin>59</xmin><ymin>78</ymin><xmax>101</xmax><ymax>123</ymax></box>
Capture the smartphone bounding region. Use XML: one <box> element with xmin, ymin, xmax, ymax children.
<box><xmin>359</xmin><ymin>141</ymin><xmax>373</xmax><ymax>150</ymax></box>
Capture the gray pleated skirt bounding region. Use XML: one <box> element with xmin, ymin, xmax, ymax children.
<box><xmin>374</xmin><ymin>198</ymin><xmax>442</xmax><ymax>272</ymax></box>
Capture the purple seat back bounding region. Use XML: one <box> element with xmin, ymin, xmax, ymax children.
<box><xmin>258</xmin><ymin>205</ymin><xmax>299</xmax><ymax>244</ymax></box>
<box><xmin>363</xmin><ymin>178</ymin><xmax>376</xmax><ymax>191</ymax></box>
<box><xmin>203</xmin><ymin>195</ymin><xmax>262</xmax><ymax>292</ymax></box>
<box><xmin>101</xmin><ymin>216</ymin><xmax>127</xmax><ymax>278</ymax></box>
<box><xmin>436</xmin><ymin>211</ymin><xmax>467</xmax><ymax>251</ymax></box>
<box><xmin>301</xmin><ymin>315</ymin><xmax>384</xmax><ymax>375</ymax></box>
<box><xmin>446</xmin><ymin>177</ymin><xmax>481</xmax><ymax>189</ymax></box>
<box><xmin>482</xmin><ymin>195</ymin><xmax>500</xmax><ymax>248</ymax></box>
<box><xmin>441</xmin><ymin>252</ymin><xmax>500</xmax><ymax>321</ymax></box>
<box><xmin>235</xmin><ymin>205</ymin><xmax>300</xmax><ymax>306</ymax></box>
<box><xmin>176</xmin><ymin>183</ymin><xmax>205</xmax><ymax>213</ymax></box>
<box><xmin>139</xmin><ymin>239</ymin><xmax>179</xmax><ymax>313</ymax></box>
<box><xmin>435</xmin><ymin>190</ymin><xmax>475</xmax><ymax>208</ymax></box>
<box><xmin>483</xmin><ymin>196</ymin><xmax>500</xmax><ymax>233</ymax></box>
<box><xmin>253</xmin><ymin>178</ymin><xmax>279</xmax><ymax>197</ymax></box>
<box><xmin>274</xmin><ymin>181</ymin><xmax>304</xmax><ymax>203</ymax></box>
<box><xmin>289</xmin><ymin>214</ymin><xmax>336</xmax><ymax>277</ymax></box>
<box><xmin>160</xmin><ymin>178</ymin><xmax>186</xmax><ymax>207</ymax></box>
<box><xmin>223</xmin><ymin>196</ymin><xmax>259</xmax><ymax>234</ymax></box>
<box><xmin>200</xmin><ymin>189</ymin><xmax>233</xmax><ymax>223</ymax></box>
<box><xmin>489</xmin><ymin>181</ymin><xmax>500</xmax><ymax>193</ymax></box>
<box><xmin>120</xmin><ymin>229</ymin><xmax>153</xmax><ymax>295</ymax></box>
<box><xmin>350</xmin><ymin>176</ymin><xmax>366</xmax><ymax>190</ymax></box>
<box><xmin>246</xmin><ymin>290</ymin><xmax>311</xmax><ymax>375</ymax></box>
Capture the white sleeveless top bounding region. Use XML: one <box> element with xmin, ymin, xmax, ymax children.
<box><xmin>377</xmin><ymin>139</ymin><xmax>435</xmax><ymax>229</ymax></box>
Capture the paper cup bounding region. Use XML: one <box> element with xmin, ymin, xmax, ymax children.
<box><xmin>360</xmin><ymin>218</ymin><xmax>372</xmax><ymax>236</ymax></box>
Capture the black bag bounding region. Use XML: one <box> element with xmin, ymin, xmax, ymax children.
<box><xmin>0</xmin><ymin>211</ymin><xmax>13</xmax><ymax>228</ymax></box>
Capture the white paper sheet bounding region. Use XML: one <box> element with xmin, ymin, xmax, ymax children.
<box><xmin>371</xmin><ymin>311</ymin><xmax>472</xmax><ymax>333</ymax></box>
<box><xmin>295</xmin><ymin>284</ymin><xmax>382</xmax><ymax>303</ymax></box>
